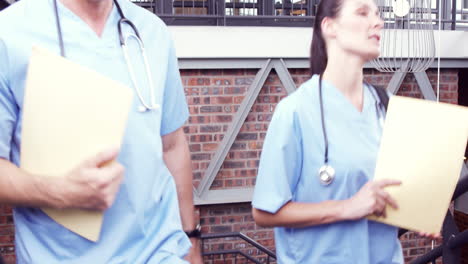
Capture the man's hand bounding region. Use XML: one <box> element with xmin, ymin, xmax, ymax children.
<box><xmin>52</xmin><ymin>148</ymin><xmax>124</xmax><ymax>210</ymax></box>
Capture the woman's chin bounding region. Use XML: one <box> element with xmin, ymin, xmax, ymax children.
<box><xmin>364</xmin><ymin>50</ymin><xmax>380</xmax><ymax>61</ymax></box>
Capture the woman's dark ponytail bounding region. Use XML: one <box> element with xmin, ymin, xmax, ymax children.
<box><xmin>310</xmin><ymin>0</ymin><xmax>344</xmax><ymax>76</ymax></box>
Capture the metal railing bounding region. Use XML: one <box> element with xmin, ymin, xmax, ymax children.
<box><xmin>133</xmin><ymin>0</ymin><xmax>314</xmax><ymax>26</ymax></box>
<box><xmin>131</xmin><ymin>0</ymin><xmax>468</xmax><ymax>28</ymax></box>
<box><xmin>201</xmin><ymin>232</ymin><xmax>277</xmax><ymax>263</ymax></box>
<box><xmin>1</xmin><ymin>0</ymin><xmax>466</xmax><ymax>28</ymax></box>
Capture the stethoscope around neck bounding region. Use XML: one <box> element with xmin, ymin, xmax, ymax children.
<box><xmin>52</xmin><ymin>0</ymin><xmax>160</xmax><ymax>113</ymax></box>
<box><xmin>316</xmin><ymin>75</ymin><xmax>385</xmax><ymax>186</ymax></box>
<box><xmin>317</xmin><ymin>75</ymin><xmax>336</xmax><ymax>186</ymax></box>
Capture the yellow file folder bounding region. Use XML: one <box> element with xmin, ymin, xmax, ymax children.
<box><xmin>20</xmin><ymin>47</ymin><xmax>133</xmax><ymax>241</ymax></box>
<box><xmin>369</xmin><ymin>96</ymin><xmax>468</xmax><ymax>234</ymax></box>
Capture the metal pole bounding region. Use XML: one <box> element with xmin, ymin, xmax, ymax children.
<box><xmin>451</xmin><ymin>0</ymin><xmax>456</xmax><ymax>29</ymax></box>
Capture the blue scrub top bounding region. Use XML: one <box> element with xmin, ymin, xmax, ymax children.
<box><xmin>252</xmin><ymin>75</ymin><xmax>403</xmax><ymax>264</ymax></box>
<box><xmin>0</xmin><ymin>0</ymin><xmax>190</xmax><ymax>263</ymax></box>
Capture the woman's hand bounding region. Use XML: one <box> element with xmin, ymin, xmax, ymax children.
<box><xmin>342</xmin><ymin>179</ymin><xmax>401</xmax><ymax>220</ymax></box>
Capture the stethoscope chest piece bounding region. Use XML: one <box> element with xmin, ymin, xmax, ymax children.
<box><xmin>138</xmin><ymin>105</ymin><xmax>160</xmax><ymax>113</ymax></box>
<box><xmin>318</xmin><ymin>164</ymin><xmax>335</xmax><ymax>185</ymax></box>
<box><xmin>138</xmin><ymin>105</ymin><xmax>148</xmax><ymax>113</ymax></box>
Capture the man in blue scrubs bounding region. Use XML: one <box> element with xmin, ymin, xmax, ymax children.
<box><xmin>0</xmin><ymin>0</ymin><xmax>202</xmax><ymax>263</ymax></box>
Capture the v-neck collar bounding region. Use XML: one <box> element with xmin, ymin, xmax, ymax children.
<box><xmin>316</xmin><ymin>75</ymin><xmax>373</xmax><ymax>117</ymax></box>
<box><xmin>50</xmin><ymin>0</ymin><xmax>120</xmax><ymax>42</ymax></box>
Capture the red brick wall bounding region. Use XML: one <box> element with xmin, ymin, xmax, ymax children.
<box><xmin>0</xmin><ymin>206</ymin><xmax>14</xmax><ymax>263</ymax></box>
<box><xmin>184</xmin><ymin>68</ymin><xmax>311</xmax><ymax>191</ymax></box>
<box><xmin>198</xmin><ymin>203</ymin><xmax>277</xmax><ymax>264</ymax></box>
<box><xmin>0</xmin><ymin>68</ymin><xmax>459</xmax><ymax>263</ymax></box>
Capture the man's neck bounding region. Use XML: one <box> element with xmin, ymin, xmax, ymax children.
<box><xmin>59</xmin><ymin>0</ymin><xmax>114</xmax><ymax>37</ymax></box>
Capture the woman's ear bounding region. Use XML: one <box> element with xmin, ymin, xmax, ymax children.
<box><xmin>321</xmin><ymin>17</ymin><xmax>337</xmax><ymax>39</ymax></box>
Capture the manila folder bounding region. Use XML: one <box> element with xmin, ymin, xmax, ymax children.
<box><xmin>369</xmin><ymin>96</ymin><xmax>468</xmax><ymax>234</ymax></box>
<box><xmin>20</xmin><ymin>46</ymin><xmax>133</xmax><ymax>241</ymax></box>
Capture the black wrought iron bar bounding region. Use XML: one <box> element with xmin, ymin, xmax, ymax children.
<box><xmin>157</xmin><ymin>13</ymin><xmax>313</xmax><ymax>22</ymax></box>
<box><xmin>447</xmin><ymin>229</ymin><xmax>468</xmax><ymax>249</ymax></box>
<box><xmin>201</xmin><ymin>232</ymin><xmax>276</xmax><ymax>259</ymax></box>
<box><xmin>132</xmin><ymin>0</ymin><xmax>467</xmax><ymax>28</ymax></box>
<box><xmin>409</xmin><ymin>230</ymin><xmax>468</xmax><ymax>264</ymax></box>
<box><xmin>378</xmin><ymin>6</ymin><xmax>444</xmax><ymax>14</ymax></box>
<box><xmin>202</xmin><ymin>249</ymin><xmax>264</xmax><ymax>264</ymax></box>
<box><xmin>410</xmin><ymin>245</ymin><xmax>443</xmax><ymax>264</ymax></box>
<box><xmin>451</xmin><ymin>0</ymin><xmax>456</xmax><ymax>29</ymax></box>
<box><xmin>452</xmin><ymin>174</ymin><xmax>468</xmax><ymax>200</ymax></box>
<box><xmin>225</xmin><ymin>2</ymin><xmax>255</xmax><ymax>8</ymax></box>
<box><xmin>153</xmin><ymin>13</ymin><xmax>465</xmax><ymax>25</ymax></box>
<box><xmin>173</xmin><ymin>1</ymin><xmax>205</xmax><ymax>7</ymax></box>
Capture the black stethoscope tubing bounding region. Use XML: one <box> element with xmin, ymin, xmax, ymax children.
<box><xmin>53</xmin><ymin>0</ymin><xmax>138</xmax><ymax>57</ymax></box>
<box><xmin>317</xmin><ymin>75</ymin><xmax>336</xmax><ymax>185</ymax></box>
<box><xmin>52</xmin><ymin>0</ymin><xmax>160</xmax><ymax>112</ymax></box>
<box><xmin>318</xmin><ymin>75</ymin><xmax>329</xmax><ymax>165</ymax></box>
<box><xmin>317</xmin><ymin>76</ymin><xmax>385</xmax><ymax>186</ymax></box>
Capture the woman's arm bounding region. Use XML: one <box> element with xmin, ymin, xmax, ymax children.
<box><xmin>253</xmin><ymin>200</ymin><xmax>347</xmax><ymax>228</ymax></box>
<box><xmin>253</xmin><ymin>179</ymin><xmax>401</xmax><ymax>228</ymax></box>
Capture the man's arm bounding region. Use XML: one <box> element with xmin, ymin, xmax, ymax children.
<box><xmin>0</xmin><ymin>39</ymin><xmax>123</xmax><ymax>211</ymax></box>
<box><xmin>0</xmin><ymin>148</ymin><xmax>124</xmax><ymax>210</ymax></box>
<box><xmin>0</xmin><ymin>158</ymin><xmax>58</xmax><ymax>207</ymax></box>
<box><xmin>162</xmin><ymin>127</ymin><xmax>203</xmax><ymax>264</ymax></box>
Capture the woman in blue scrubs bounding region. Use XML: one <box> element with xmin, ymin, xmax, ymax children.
<box><xmin>252</xmin><ymin>0</ymin><xmax>404</xmax><ymax>263</ymax></box>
